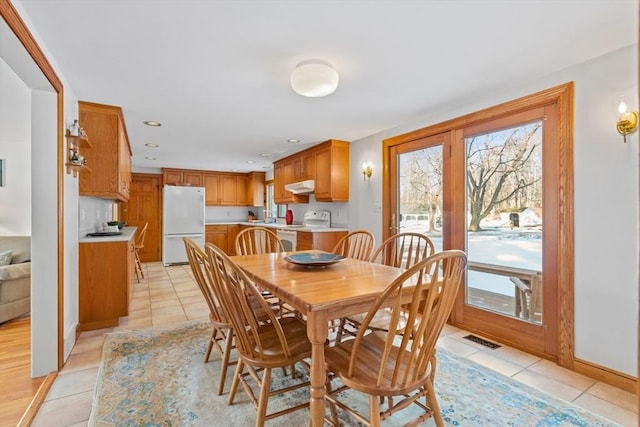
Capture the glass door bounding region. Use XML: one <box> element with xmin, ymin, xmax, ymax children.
<box><xmin>465</xmin><ymin>121</ymin><xmax>543</xmax><ymax>324</ymax></box>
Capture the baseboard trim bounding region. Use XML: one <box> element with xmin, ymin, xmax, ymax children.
<box><xmin>17</xmin><ymin>371</ymin><xmax>57</xmax><ymax>427</ymax></box>
<box><xmin>573</xmin><ymin>358</ymin><xmax>637</xmax><ymax>394</ymax></box>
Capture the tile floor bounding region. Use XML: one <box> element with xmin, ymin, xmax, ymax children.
<box><xmin>31</xmin><ymin>262</ymin><xmax>637</xmax><ymax>426</ymax></box>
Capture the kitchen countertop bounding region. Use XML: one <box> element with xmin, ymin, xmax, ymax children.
<box><xmin>79</xmin><ymin>226</ymin><xmax>137</xmax><ymax>243</ymax></box>
<box><xmin>205</xmin><ymin>220</ymin><xmax>347</xmax><ymax>232</ymax></box>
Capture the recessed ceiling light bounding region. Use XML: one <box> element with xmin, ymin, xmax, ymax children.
<box><xmin>231</xmin><ymin>168</ymin><xmax>239</xmax><ymax>172</ymax></box>
<box><xmin>259</xmin><ymin>153</ymin><xmax>271</xmax><ymax>157</ymax></box>
<box><xmin>247</xmin><ymin>160</ymin><xmax>255</xmax><ymax>164</ymax></box>
<box><xmin>145</xmin><ymin>143</ymin><xmax>159</xmax><ymax>148</ymax></box>
<box><xmin>287</xmin><ymin>139</ymin><xmax>300</xmax><ymax>143</ymax></box>
<box><xmin>145</xmin><ymin>156</ymin><xmax>156</xmax><ymax>160</ymax></box>
<box><xmin>144</xmin><ymin>121</ymin><xmax>162</xmax><ymax>127</ymax></box>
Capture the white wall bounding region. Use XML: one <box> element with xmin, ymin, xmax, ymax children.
<box><xmin>349</xmin><ymin>45</ymin><xmax>639</xmax><ymax>376</ymax></box>
<box><xmin>0</xmin><ymin>58</ymin><xmax>31</xmax><ymax>235</ymax></box>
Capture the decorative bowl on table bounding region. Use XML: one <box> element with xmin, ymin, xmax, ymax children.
<box><xmin>283</xmin><ymin>252</ymin><xmax>346</xmax><ymax>267</ymax></box>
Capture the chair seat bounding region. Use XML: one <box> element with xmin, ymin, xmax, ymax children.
<box><xmin>326</xmin><ymin>332</ymin><xmax>432</xmax><ymax>396</ymax></box>
<box><xmin>247</xmin><ymin>317</ymin><xmax>312</xmax><ymax>364</ymax></box>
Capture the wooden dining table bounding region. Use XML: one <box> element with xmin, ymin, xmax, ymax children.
<box><xmin>231</xmin><ymin>250</ymin><xmax>405</xmax><ymax>426</ymax></box>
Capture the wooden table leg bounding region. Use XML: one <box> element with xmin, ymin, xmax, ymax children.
<box><xmin>306</xmin><ymin>310</ymin><xmax>328</xmax><ymax>426</ymax></box>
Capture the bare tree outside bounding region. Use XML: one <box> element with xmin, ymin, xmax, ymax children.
<box><xmin>399</xmin><ymin>146</ymin><xmax>442</xmax><ymax>232</ymax></box>
<box><xmin>466</xmin><ymin>122</ymin><xmax>542</xmax><ymax>231</ymax></box>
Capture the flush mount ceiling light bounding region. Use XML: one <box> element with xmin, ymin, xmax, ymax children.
<box><xmin>290</xmin><ymin>60</ymin><xmax>339</xmax><ymax>97</ymax></box>
<box><xmin>143</xmin><ymin>120</ymin><xmax>162</xmax><ymax>127</ymax></box>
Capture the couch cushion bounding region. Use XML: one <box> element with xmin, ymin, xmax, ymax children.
<box><xmin>0</xmin><ymin>262</ymin><xmax>30</xmax><ymax>280</ymax></box>
<box><xmin>0</xmin><ymin>236</ymin><xmax>30</xmax><ymax>264</ymax></box>
<box><xmin>0</xmin><ymin>250</ymin><xmax>11</xmax><ymax>266</ymax></box>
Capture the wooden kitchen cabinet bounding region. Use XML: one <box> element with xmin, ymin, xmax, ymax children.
<box><xmin>227</xmin><ymin>224</ymin><xmax>242</xmax><ymax>255</ymax></box>
<box><xmin>78</xmin><ymin>101</ymin><xmax>132</xmax><ymax>202</ymax></box>
<box><xmin>162</xmin><ymin>168</ymin><xmax>203</xmax><ymax>186</ymax></box>
<box><xmin>313</xmin><ymin>139</ymin><xmax>350</xmax><ymax>202</ymax></box>
<box><xmin>204</xmin><ymin>173</ymin><xmax>238</xmax><ymax>206</ymax></box>
<box><xmin>206</xmin><ymin>224</ymin><xmax>228</xmax><ymax>253</ymax></box>
<box><xmin>297</xmin><ymin>230</ymin><xmax>348</xmax><ymax>252</ymax></box>
<box><xmin>247</xmin><ymin>171</ymin><xmax>266</xmax><ymax>207</ymax></box>
<box><xmin>273</xmin><ymin>139</ymin><xmax>348</xmax><ymax>204</ymax></box>
<box><xmin>273</xmin><ymin>160</ymin><xmax>309</xmax><ymax>204</ymax></box>
<box><xmin>79</xmin><ymin>234</ymin><xmax>135</xmax><ymax>331</ymax></box>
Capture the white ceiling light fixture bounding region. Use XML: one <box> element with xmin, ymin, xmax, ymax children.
<box><xmin>290</xmin><ymin>60</ymin><xmax>339</xmax><ymax>98</ymax></box>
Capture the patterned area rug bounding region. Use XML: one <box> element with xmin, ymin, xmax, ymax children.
<box><xmin>88</xmin><ymin>321</ymin><xmax>618</xmax><ymax>426</ymax></box>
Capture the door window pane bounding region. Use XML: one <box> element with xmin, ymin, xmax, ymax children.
<box><xmin>465</xmin><ymin>122</ymin><xmax>543</xmax><ymax>324</ymax></box>
<box><xmin>398</xmin><ymin>145</ymin><xmax>443</xmax><ymax>252</ymax></box>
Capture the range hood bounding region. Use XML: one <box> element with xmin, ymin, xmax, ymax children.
<box><xmin>285</xmin><ymin>179</ymin><xmax>315</xmax><ymax>194</ymax></box>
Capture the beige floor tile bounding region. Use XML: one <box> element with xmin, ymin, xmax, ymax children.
<box><xmin>150</xmin><ymin>298</ymin><xmax>181</xmax><ymax>310</ymax></box>
<box><xmin>466</xmin><ymin>350</ymin><xmax>525</xmax><ymax>377</ymax></box>
<box><xmin>152</xmin><ymin>305</ymin><xmax>185</xmax><ymax>316</ymax></box>
<box><xmin>436</xmin><ymin>335</ymin><xmax>479</xmax><ymax>357</ymax></box>
<box><xmin>70</xmin><ymin>335</ymin><xmax>105</xmax><ymax>355</ymax></box>
<box><xmin>46</xmin><ymin>367</ymin><xmax>99</xmax><ymax>400</ymax></box>
<box><xmin>527</xmin><ymin>359</ymin><xmax>596</xmax><ymax>391</ymax></box>
<box><xmin>179</xmin><ymin>294</ymin><xmax>206</xmax><ymax>305</ymax></box>
<box><xmin>31</xmin><ymin>390</ymin><xmax>93</xmax><ymax>427</ymax></box>
<box><xmin>586</xmin><ymin>381</ymin><xmax>638</xmax><ymax>413</ymax></box>
<box><xmin>572</xmin><ymin>392</ymin><xmax>637</xmax><ymax>427</ymax></box>
<box><xmin>488</xmin><ymin>343</ymin><xmax>542</xmax><ymax>368</ymax></box>
<box><xmin>60</xmin><ymin>349</ymin><xmax>103</xmax><ymax>374</ymax></box>
<box><xmin>512</xmin><ymin>369</ymin><xmax>583</xmax><ymax>402</ymax></box>
<box><xmin>440</xmin><ymin>323</ymin><xmax>463</xmax><ymax>336</ymax></box>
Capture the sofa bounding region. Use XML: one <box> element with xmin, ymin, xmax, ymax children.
<box><xmin>0</xmin><ymin>236</ymin><xmax>31</xmax><ymax>323</ymax></box>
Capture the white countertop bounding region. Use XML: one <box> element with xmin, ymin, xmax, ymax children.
<box><xmin>79</xmin><ymin>226</ymin><xmax>137</xmax><ymax>243</ymax></box>
<box><xmin>205</xmin><ymin>220</ymin><xmax>347</xmax><ymax>233</ymax></box>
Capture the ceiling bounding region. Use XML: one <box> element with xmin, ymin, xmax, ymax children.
<box><xmin>17</xmin><ymin>0</ymin><xmax>638</xmax><ymax>173</ymax></box>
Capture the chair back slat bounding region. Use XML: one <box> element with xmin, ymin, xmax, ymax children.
<box><xmin>347</xmin><ymin>250</ymin><xmax>466</xmax><ymax>390</ymax></box>
<box><xmin>205</xmin><ymin>242</ymin><xmax>293</xmax><ymax>362</ymax></box>
<box><xmin>235</xmin><ymin>227</ymin><xmax>285</xmax><ymax>255</ymax></box>
<box><xmin>369</xmin><ymin>232</ymin><xmax>435</xmax><ymax>270</ymax></box>
<box><xmin>183</xmin><ymin>238</ymin><xmax>227</xmax><ymax>324</ymax></box>
<box><xmin>331</xmin><ymin>230</ymin><xmax>375</xmax><ymax>261</ymax></box>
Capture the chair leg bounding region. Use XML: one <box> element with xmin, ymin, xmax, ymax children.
<box><xmin>228</xmin><ymin>358</ymin><xmax>244</xmax><ymax>405</ymax></box>
<box><xmin>335</xmin><ymin>318</ymin><xmax>347</xmax><ymax>343</ymax></box>
<box><xmin>218</xmin><ymin>329</ymin><xmax>234</xmax><ymax>395</ymax></box>
<box><xmin>204</xmin><ymin>328</ymin><xmax>216</xmax><ymax>363</ymax></box>
<box><xmin>255</xmin><ymin>367</ymin><xmax>272</xmax><ymax>427</ymax></box>
<box><xmin>425</xmin><ymin>378</ymin><xmax>444</xmax><ymax>427</ymax></box>
<box><xmin>369</xmin><ymin>394</ymin><xmax>381</xmax><ymax>427</ymax></box>
<box><xmin>135</xmin><ymin>250</ymin><xmax>144</xmax><ymax>280</ymax></box>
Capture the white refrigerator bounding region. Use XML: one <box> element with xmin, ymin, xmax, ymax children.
<box><xmin>162</xmin><ymin>185</ymin><xmax>205</xmax><ymax>265</ymax></box>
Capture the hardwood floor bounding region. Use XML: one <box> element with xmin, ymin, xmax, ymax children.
<box><xmin>0</xmin><ymin>316</ymin><xmax>45</xmax><ymax>426</ymax></box>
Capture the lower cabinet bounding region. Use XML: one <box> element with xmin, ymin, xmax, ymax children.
<box><xmin>206</xmin><ymin>225</ymin><xmax>228</xmax><ymax>254</ymax></box>
<box><xmin>79</xmin><ymin>234</ymin><xmax>135</xmax><ymax>331</ymax></box>
<box><xmin>297</xmin><ymin>230</ymin><xmax>347</xmax><ymax>252</ymax></box>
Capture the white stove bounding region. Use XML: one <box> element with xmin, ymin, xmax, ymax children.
<box><xmin>303</xmin><ymin>210</ymin><xmax>331</xmax><ymax>229</ymax></box>
<box><xmin>277</xmin><ymin>210</ymin><xmax>330</xmax><ymax>251</ymax></box>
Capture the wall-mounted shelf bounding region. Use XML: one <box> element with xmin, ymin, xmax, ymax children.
<box><xmin>65</xmin><ymin>130</ymin><xmax>92</xmax><ymax>178</ymax></box>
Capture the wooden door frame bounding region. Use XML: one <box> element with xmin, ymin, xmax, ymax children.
<box><xmin>383</xmin><ymin>83</ymin><xmax>574</xmax><ymax>368</ymax></box>
<box><xmin>0</xmin><ymin>0</ymin><xmax>65</xmax><ymax>371</ymax></box>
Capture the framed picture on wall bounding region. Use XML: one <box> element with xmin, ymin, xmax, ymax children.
<box><xmin>0</xmin><ymin>159</ymin><xmax>4</xmax><ymax>187</ymax></box>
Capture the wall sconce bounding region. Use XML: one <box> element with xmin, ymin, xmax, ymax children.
<box><xmin>616</xmin><ymin>100</ymin><xmax>638</xmax><ymax>143</ymax></box>
<box><xmin>362</xmin><ymin>162</ymin><xmax>373</xmax><ymax>181</ymax></box>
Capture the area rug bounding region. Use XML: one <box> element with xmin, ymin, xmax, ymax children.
<box><xmin>88</xmin><ymin>321</ymin><xmax>619</xmax><ymax>426</ymax></box>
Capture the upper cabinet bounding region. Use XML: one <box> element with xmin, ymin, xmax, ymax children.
<box><xmin>163</xmin><ymin>168</ymin><xmax>265</xmax><ymax>207</ymax></box>
<box><xmin>78</xmin><ymin>101</ymin><xmax>132</xmax><ymax>202</ymax></box>
<box><xmin>314</xmin><ymin>140</ymin><xmax>349</xmax><ymax>202</ymax></box>
<box><xmin>273</xmin><ymin>139</ymin><xmax>349</xmax><ymax>203</ymax></box>
<box><xmin>163</xmin><ymin>169</ymin><xmax>202</xmax><ymax>186</ymax></box>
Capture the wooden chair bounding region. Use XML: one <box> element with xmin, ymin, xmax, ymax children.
<box><xmin>331</xmin><ymin>229</ymin><xmax>375</xmax><ymax>260</ymax></box>
<box><xmin>235</xmin><ymin>227</ymin><xmax>285</xmax><ymax>255</ymax></box>
<box><xmin>205</xmin><ymin>242</ymin><xmax>313</xmax><ymax>427</ymax></box>
<box><xmin>335</xmin><ymin>232</ymin><xmax>436</xmax><ymax>342</ymax></box>
<box><xmin>324</xmin><ymin>250</ymin><xmax>467</xmax><ymax>427</ymax></box>
<box><xmin>183</xmin><ymin>237</ymin><xmax>236</xmax><ymax>395</ymax></box>
<box><xmin>134</xmin><ymin>222</ymin><xmax>148</xmax><ymax>282</ymax></box>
